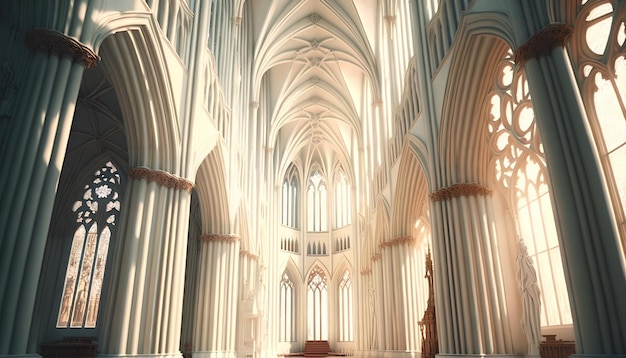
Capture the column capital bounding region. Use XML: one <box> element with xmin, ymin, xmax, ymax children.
<box><xmin>24</xmin><ymin>28</ymin><xmax>99</xmax><ymax>68</ymax></box>
<box><xmin>240</xmin><ymin>248</ymin><xmax>259</xmax><ymax>260</ymax></box>
<box><xmin>514</xmin><ymin>24</ymin><xmax>573</xmax><ymax>67</ymax></box>
<box><xmin>199</xmin><ymin>233</ymin><xmax>241</xmax><ymax>243</ymax></box>
<box><xmin>430</xmin><ymin>183</ymin><xmax>492</xmax><ymax>202</ymax></box>
<box><xmin>380</xmin><ymin>235</ymin><xmax>414</xmax><ymax>249</ymax></box>
<box><xmin>128</xmin><ymin>167</ymin><xmax>194</xmax><ymax>192</ymax></box>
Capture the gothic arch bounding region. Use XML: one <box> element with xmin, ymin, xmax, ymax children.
<box><xmin>390</xmin><ymin>142</ymin><xmax>430</xmax><ymax>239</ymax></box>
<box><xmin>195</xmin><ymin>145</ymin><xmax>230</xmax><ymax>234</ymax></box>
<box><xmin>439</xmin><ymin>12</ymin><xmax>515</xmax><ymax>186</ymax></box>
<box><xmin>92</xmin><ymin>13</ymin><xmax>182</xmax><ymax>172</ymax></box>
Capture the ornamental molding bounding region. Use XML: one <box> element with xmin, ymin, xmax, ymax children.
<box><xmin>240</xmin><ymin>249</ymin><xmax>259</xmax><ymax>260</ymax></box>
<box><xmin>309</xmin><ymin>13</ymin><xmax>321</xmax><ymax>24</ymax></box>
<box><xmin>430</xmin><ymin>183</ymin><xmax>492</xmax><ymax>202</ymax></box>
<box><xmin>360</xmin><ymin>268</ymin><xmax>372</xmax><ymax>275</ymax></box>
<box><xmin>199</xmin><ymin>233</ymin><xmax>241</xmax><ymax>243</ymax></box>
<box><xmin>371</xmin><ymin>253</ymin><xmax>382</xmax><ymax>262</ymax></box>
<box><xmin>514</xmin><ymin>24</ymin><xmax>573</xmax><ymax>66</ymax></box>
<box><xmin>24</xmin><ymin>28</ymin><xmax>99</xmax><ymax>69</ymax></box>
<box><xmin>128</xmin><ymin>167</ymin><xmax>194</xmax><ymax>192</ymax></box>
<box><xmin>380</xmin><ymin>235</ymin><xmax>414</xmax><ymax>249</ymax></box>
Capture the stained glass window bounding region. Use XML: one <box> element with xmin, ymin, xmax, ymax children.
<box><xmin>57</xmin><ymin>161</ymin><xmax>121</xmax><ymax>328</ymax></box>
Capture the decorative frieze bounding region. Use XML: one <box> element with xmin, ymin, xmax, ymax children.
<box><xmin>514</xmin><ymin>24</ymin><xmax>573</xmax><ymax>67</ymax></box>
<box><xmin>24</xmin><ymin>28</ymin><xmax>99</xmax><ymax>68</ymax></box>
<box><xmin>429</xmin><ymin>183</ymin><xmax>492</xmax><ymax>202</ymax></box>
<box><xmin>128</xmin><ymin>167</ymin><xmax>194</xmax><ymax>192</ymax></box>
<box><xmin>199</xmin><ymin>233</ymin><xmax>241</xmax><ymax>243</ymax></box>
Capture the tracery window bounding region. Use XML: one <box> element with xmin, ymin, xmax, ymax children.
<box><xmin>279</xmin><ymin>273</ymin><xmax>296</xmax><ymax>342</ymax></box>
<box><xmin>571</xmin><ymin>0</ymin><xmax>626</xmax><ymax>243</ymax></box>
<box><xmin>282</xmin><ymin>165</ymin><xmax>299</xmax><ymax>228</ymax></box>
<box><xmin>487</xmin><ymin>51</ymin><xmax>573</xmax><ymax>326</ymax></box>
<box><xmin>338</xmin><ymin>271</ymin><xmax>353</xmax><ymax>342</ymax></box>
<box><xmin>307</xmin><ymin>170</ymin><xmax>328</xmax><ymax>232</ymax></box>
<box><xmin>57</xmin><ymin>161</ymin><xmax>121</xmax><ymax>328</ymax></box>
<box><xmin>333</xmin><ymin>170</ymin><xmax>351</xmax><ymax>228</ymax></box>
<box><xmin>307</xmin><ymin>266</ymin><xmax>328</xmax><ymax>340</ymax></box>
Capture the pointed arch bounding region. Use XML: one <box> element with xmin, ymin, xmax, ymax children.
<box><xmin>305</xmin><ymin>262</ymin><xmax>330</xmax><ymax>341</ymax></box>
<box><xmin>93</xmin><ymin>14</ymin><xmax>182</xmax><ymax>172</ymax></box>
<box><xmin>195</xmin><ymin>145</ymin><xmax>230</xmax><ymax>234</ymax></box>
<box><xmin>278</xmin><ymin>258</ymin><xmax>302</xmax><ymax>343</ymax></box>
<box><xmin>439</xmin><ymin>12</ymin><xmax>516</xmax><ymax>185</ymax></box>
<box><xmin>390</xmin><ymin>141</ymin><xmax>430</xmax><ymax>239</ymax></box>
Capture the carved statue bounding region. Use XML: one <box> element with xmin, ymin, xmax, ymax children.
<box><xmin>516</xmin><ymin>239</ymin><xmax>541</xmax><ymax>356</ymax></box>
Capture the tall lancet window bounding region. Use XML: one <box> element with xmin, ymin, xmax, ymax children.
<box><xmin>488</xmin><ymin>51</ymin><xmax>572</xmax><ymax>326</ymax></box>
<box><xmin>282</xmin><ymin>165</ymin><xmax>299</xmax><ymax>228</ymax></box>
<box><xmin>57</xmin><ymin>161</ymin><xmax>121</xmax><ymax>328</ymax></box>
<box><xmin>279</xmin><ymin>273</ymin><xmax>295</xmax><ymax>342</ymax></box>
<box><xmin>307</xmin><ymin>170</ymin><xmax>328</xmax><ymax>232</ymax></box>
<box><xmin>307</xmin><ymin>266</ymin><xmax>328</xmax><ymax>340</ymax></box>
<box><xmin>334</xmin><ymin>170</ymin><xmax>351</xmax><ymax>228</ymax></box>
<box><xmin>571</xmin><ymin>1</ymin><xmax>626</xmax><ymax>242</ymax></box>
<box><xmin>338</xmin><ymin>270</ymin><xmax>353</xmax><ymax>341</ymax></box>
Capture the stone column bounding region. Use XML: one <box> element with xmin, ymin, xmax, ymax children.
<box><xmin>99</xmin><ymin>167</ymin><xmax>192</xmax><ymax>357</ymax></box>
<box><xmin>193</xmin><ymin>234</ymin><xmax>241</xmax><ymax>358</ymax></box>
<box><xmin>380</xmin><ymin>236</ymin><xmax>421</xmax><ymax>355</ymax></box>
<box><xmin>0</xmin><ymin>28</ymin><xmax>97</xmax><ymax>356</ymax></box>
<box><xmin>430</xmin><ymin>183</ymin><xmax>514</xmax><ymax>356</ymax></box>
<box><xmin>514</xmin><ymin>23</ymin><xmax>626</xmax><ymax>355</ymax></box>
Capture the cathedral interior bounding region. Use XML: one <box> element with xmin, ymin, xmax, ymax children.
<box><xmin>0</xmin><ymin>1</ymin><xmax>625</xmax><ymax>358</ymax></box>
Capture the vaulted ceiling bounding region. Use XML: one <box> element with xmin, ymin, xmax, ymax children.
<box><xmin>250</xmin><ymin>0</ymin><xmax>381</xmax><ymax>173</ymax></box>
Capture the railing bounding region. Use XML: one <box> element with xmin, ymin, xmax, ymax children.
<box><xmin>279</xmin><ymin>226</ymin><xmax>300</xmax><ymax>254</ymax></box>
<box><xmin>540</xmin><ymin>335</ymin><xmax>575</xmax><ymax>358</ymax></box>
<box><xmin>332</xmin><ymin>226</ymin><xmax>352</xmax><ymax>253</ymax></box>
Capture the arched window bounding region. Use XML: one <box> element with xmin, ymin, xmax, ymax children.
<box><xmin>282</xmin><ymin>165</ymin><xmax>299</xmax><ymax>228</ymax></box>
<box><xmin>488</xmin><ymin>51</ymin><xmax>573</xmax><ymax>326</ymax></box>
<box><xmin>307</xmin><ymin>266</ymin><xmax>328</xmax><ymax>340</ymax></box>
<box><xmin>279</xmin><ymin>272</ymin><xmax>296</xmax><ymax>342</ymax></box>
<box><xmin>571</xmin><ymin>0</ymin><xmax>626</xmax><ymax>244</ymax></box>
<box><xmin>334</xmin><ymin>170</ymin><xmax>351</xmax><ymax>229</ymax></box>
<box><xmin>307</xmin><ymin>170</ymin><xmax>328</xmax><ymax>232</ymax></box>
<box><xmin>57</xmin><ymin>161</ymin><xmax>121</xmax><ymax>328</ymax></box>
<box><xmin>338</xmin><ymin>271</ymin><xmax>353</xmax><ymax>342</ymax></box>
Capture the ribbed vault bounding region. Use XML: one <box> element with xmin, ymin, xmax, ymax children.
<box><xmin>251</xmin><ymin>0</ymin><xmax>380</xmax><ymax>176</ymax></box>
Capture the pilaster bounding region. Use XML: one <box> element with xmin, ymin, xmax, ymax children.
<box><xmin>99</xmin><ymin>167</ymin><xmax>193</xmax><ymax>356</ymax></box>
<box><xmin>0</xmin><ymin>28</ymin><xmax>96</xmax><ymax>355</ymax></box>
<box><xmin>514</xmin><ymin>22</ymin><xmax>626</xmax><ymax>354</ymax></box>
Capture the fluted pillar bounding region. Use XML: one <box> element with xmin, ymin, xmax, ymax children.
<box><xmin>100</xmin><ymin>167</ymin><xmax>193</xmax><ymax>357</ymax></box>
<box><xmin>514</xmin><ymin>23</ymin><xmax>626</xmax><ymax>355</ymax></box>
<box><xmin>0</xmin><ymin>28</ymin><xmax>97</xmax><ymax>356</ymax></box>
<box><xmin>380</xmin><ymin>236</ymin><xmax>421</xmax><ymax>355</ymax></box>
<box><xmin>430</xmin><ymin>183</ymin><xmax>514</xmax><ymax>356</ymax></box>
<box><xmin>193</xmin><ymin>234</ymin><xmax>241</xmax><ymax>358</ymax></box>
